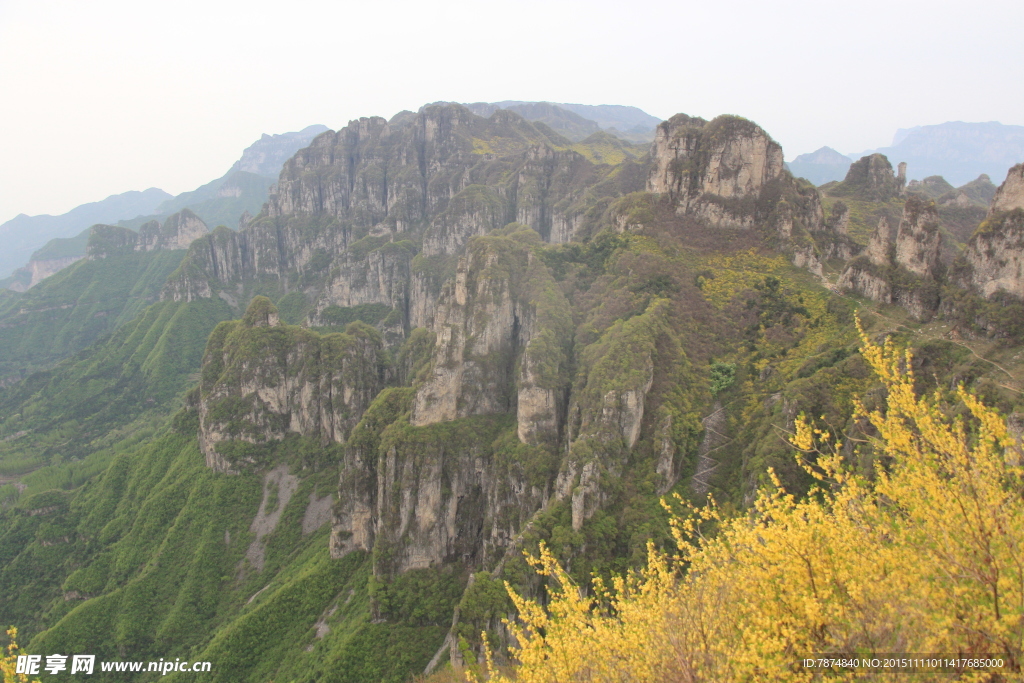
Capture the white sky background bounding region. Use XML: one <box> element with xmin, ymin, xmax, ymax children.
<box><xmin>0</xmin><ymin>0</ymin><xmax>1022</xmax><ymax>224</ymax></box>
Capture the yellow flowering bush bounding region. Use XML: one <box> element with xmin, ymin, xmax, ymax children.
<box><xmin>1</xmin><ymin>628</ymin><xmax>37</xmax><ymax>683</ymax></box>
<box><xmin>478</xmin><ymin>326</ymin><xmax>1024</xmax><ymax>682</ymax></box>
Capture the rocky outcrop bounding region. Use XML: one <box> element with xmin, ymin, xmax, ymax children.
<box><xmin>958</xmin><ymin>164</ymin><xmax>1024</xmax><ymax>300</ymax></box>
<box><xmin>829</xmin><ymin>154</ymin><xmax>906</xmax><ymax>202</ymax></box>
<box><xmin>867</xmin><ymin>216</ymin><xmax>892</xmax><ymax>267</ymax></box>
<box><xmin>137</xmin><ymin>209</ymin><xmax>209</xmax><ymax>251</ymax></box>
<box><xmin>197</xmin><ymin>297</ymin><xmax>388</xmax><ymax>473</ymax></box>
<box><xmin>164</xmin><ymin>104</ymin><xmax>634</xmax><ymax>332</ymax></box>
<box><xmin>554</xmin><ymin>299</ymin><xmax>674</xmax><ymax>530</ymax></box>
<box><xmin>329</xmin><ymin>229</ymin><xmax>574</xmax><ymax>574</ymax></box>
<box><xmin>960</xmin><ymin>210</ymin><xmax>1024</xmax><ymax>299</ymax></box>
<box><xmin>988</xmin><ymin>163</ymin><xmax>1024</xmax><ymax>215</ymax></box>
<box><xmin>86</xmin><ymin>225</ymin><xmax>139</xmax><ymax>259</ymax></box>
<box><xmin>646</xmin><ymin>114</ymin><xmax>838</xmax><ymax>270</ymax></box>
<box><xmin>4</xmin><ymin>256</ymin><xmax>85</xmax><ymax>292</ymax></box>
<box><xmin>411</xmin><ymin>227</ymin><xmax>572</xmax><ymax>447</ymax></box>
<box><xmin>838</xmin><ymin>199</ymin><xmax>942</xmax><ymax>319</ymax></box>
<box><xmin>228</xmin><ymin>125</ymin><xmax>331</xmax><ymax>178</ymax></box>
<box><xmin>86</xmin><ymin>210</ymin><xmax>209</xmax><ymax>260</ymax></box>
<box><xmin>648</xmin><ymin>114</ymin><xmax>785</xmax><ymax>228</ymax></box>
<box><xmin>894</xmin><ymin>196</ymin><xmax>941</xmax><ymax>279</ymax></box>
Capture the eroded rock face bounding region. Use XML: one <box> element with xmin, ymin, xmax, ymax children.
<box><xmin>86</xmin><ymin>210</ymin><xmax>209</xmax><ymax>260</ymax></box>
<box><xmin>411</xmin><ymin>228</ymin><xmax>572</xmax><ymax>447</ymax></box>
<box><xmin>894</xmin><ymin>196</ymin><xmax>942</xmax><ymax>279</ymax></box>
<box><xmin>331</xmin><ymin>231</ymin><xmax>572</xmax><ymax>574</ymax></box>
<box><xmin>962</xmin><ymin>210</ymin><xmax>1024</xmax><ymax>299</ymax></box>
<box><xmin>989</xmin><ymin>163</ymin><xmax>1024</xmax><ymax>215</ymax></box>
<box><xmin>838</xmin><ymin>200</ymin><xmax>942</xmax><ymax>320</ymax></box>
<box><xmin>648</xmin><ymin>115</ymin><xmax>782</xmax><ymax>201</ymax></box>
<box><xmin>956</xmin><ymin>167</ymin><xmax>1024</xmax><ymax>300</ymax></box>
<box><xmin>5</xmin><ymin>256</ymin><xmax>86</xmax><ymax>292</ymax></box>
<box><xmin>138</xmin><ymin>209</ymin><xmax>209</xmax><ymax>251</ymax></box>
<box><xmin>867</xmin><ymin>217</ymin><xmax>892</xmax><ymax>267</ymax></box>
<box><xmin>197</xmin><ymin>297</ymin><xmax>387</xmax><ymax>473</ymax></box>
<box><xmin>646</xmin><ymin>113</ymin><xmax>837</xmax><ymax>269</ymax></box>
<box><xmin>648</xmin><ymin>114</ymin><xmax>785</xmax><ymax>228</ymax></box>
<box><xmin>164</xmin><ymin>104</ymin><xmax>635</xmax><ymax>334</ymax></box>
<box><xmin>830</xmin><ymin>154</ymin><xmax>905</xmax><ymax>202</ymax></box>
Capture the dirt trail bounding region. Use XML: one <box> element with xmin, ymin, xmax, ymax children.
<box><xmin>692</xmin><ymin>401</ymin><xmax>731</xmax><ymax>497</ymax></box>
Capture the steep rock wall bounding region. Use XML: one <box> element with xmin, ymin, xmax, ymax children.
<box><xmin>646</xmin><ymin>114</ymin><xmax>838</xmax><ymax>268</ymax></box>
<box><xmin>86</xmin><ymin>210</ymin><xmax>209</xmax><ymax>260</ymax></box>
<box><xmin>411</xmin><ymin>227</ymin><xmax>573</xmax><ymax>447</ymax></box>
<box><xmin>838</xmin><ymin>198</ymin><xmax>942</xmax><ymax>319</ymax></box>
<box><xmin>197</xmin><ymin>297</ymin><xmax>388</xmax><ymax>473</ymax></box>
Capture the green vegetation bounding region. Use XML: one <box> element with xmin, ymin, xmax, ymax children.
<box><xmin>0</xmin><ymin>250</ymin><xmax>189</xmax><ymax>379</ymax></box>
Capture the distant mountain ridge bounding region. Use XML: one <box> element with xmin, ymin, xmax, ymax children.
<box><xmin>0</xmin><ymin>125</ymin><xmax>328</xmax><ymax>287</ymax></box>
<box><xmin>851</xmin><ymin>121</ymin><xmax>1024</xmax><ymax>186</ymax></box>
<box><xmin>786</xmin><ymin>146</ymin><xmax>854</xmax><ymax>185</ymax></box>
<box><xmin>228</xmin><ymin>125</ymin><xmax>331</xmax><ymax>177</ymax></box>
<box><xmin>459</xmin><ymin>100</ymin><xmax>662</xmax><ymax>142</ymax></box>
<box><xmin>0</xmin><ymin>188</ymin><xmax>172</xmax><ymax>278</ymax></box>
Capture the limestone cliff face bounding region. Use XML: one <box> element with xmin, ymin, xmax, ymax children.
<box><xmin>5</xmin><ymin>256</ymin><xmax>85</xmax><ymax>292</ymax></box>
<box><xmin>988</xmin><ymin>163</ymin><xmax>1024</xmax><ymax>215</ymax></box>
<box><xmin>646</xmin><ymin>113</ymin><xmax>842</xmax><ymax>270</ymax></box>
<box><xmin>86</xmin><ymin>210</ymin><xmax>209</xmax><ymax>260</ymax></box>
<box><xmin>331</xmin><ymin>230</ymin><xmax>572</xmax><ymax>574</ymax></box>
<box><xmin>411</xmin><ymin>228</ymin><xmax>572</xmax><ymax>446</ymax></box>
<box><xmin>956</xmin><ymin>166</ymin><xmax>1024</xmax><ymax>300</ymax></box>
<box><xmin>138</xmin><ymin>209</ymin><xmax>209</xmax><ymax>251</ymax></box>
<box><xmin>197</xmin><ymin>297</ymin><xmax>388</xmax><ymax>473</ymax></box>
<box><xmin>961</xmin><ymin>210</ymin><xmax>1024</xmax><ymax>299</ymax></box>
<box><xmin>164</xmin><ymin>104</ymin><xmax>631</xmax><ymax>333</ymax></box>
<box><xmin>894</xmin><ymin>196</ymin><xmax>942</xmax><ymax>279</ymax></box>
<box><xmin>867</xmin><ymin>216</ymin><xmax>892</xmax><ymax>267</ymax></box>
<box><xmin>838</xmin><ymin>198</ymin><xmax>942</xmax><ymax>319</ymax></box>
<box><xmin>648</xmin><ymin>114</ymin><xmax>784</xmax><ymax>228</ymax></box>
<box><xmin>267</xmin><ymin>106</ymin><xmax>607</xmax><ymax>248</ymax></box>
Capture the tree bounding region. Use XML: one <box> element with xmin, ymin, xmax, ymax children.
<box><xmin>478</xmin><ymin>327</ymin><xmax>1024</xmax><ymax>681</ymax></box>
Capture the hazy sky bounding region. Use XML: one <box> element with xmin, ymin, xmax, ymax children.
<box><xmin>1</xmin><ymin>0</ymin><xmax>1022</xmax><ymax>225</ymax></box>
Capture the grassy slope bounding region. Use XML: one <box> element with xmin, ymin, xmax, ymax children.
<box><xmin>0</xmin><ymin>250</ymin><xmax>188</xmax><ymax>379</ymax></box>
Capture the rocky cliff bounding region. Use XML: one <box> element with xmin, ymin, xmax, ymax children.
<box><xmin>164</xmin><ymin>104</ymin><xmax>643</xmax><ymax>331</ymax></box>
<box><xmin>197</xmin><ymin>297</ymin><xmax>389</xmax><ymax>473</ymax></box>
<box><xmin>959</xmin><ymin>164</ymin><xmax>1024</xmax><ymax>299</ymax></box>
<box><xmin>828</xmin><ymin>153</ymin><xmax>906</xmax><ymax>202</ymax></box>
<box><xmin>3</xmin><ymin>255</ymin><xmax>85</xmax><ymax>292</ymax></box>
<box><xmin>838</xmin><ymin>196</ymin><xmax>942</xmax><ymax>318</ymax></box>
<box><xmin>86</xmin><ymin>209</ymin><xmax>209</xmax><ymax>259</ymax></box>
<box><xmin>646</xmin><ymin>113</ymin><xmax>847</xmax><ymax>270</ymax></box>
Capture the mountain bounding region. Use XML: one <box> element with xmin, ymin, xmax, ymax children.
<box><xmin>0</xmin><ymin>188</ymin><xmax>172</xmax><ymax>279</ymax></box>
<box><xmin>119</xmin><ymin>124</ymin><xmax>330</xmax><ymax>231</ymax></box>
<box><xmin>462</xmin><ymin>101</ymin><xmax>602</xmax><ymax>141</ymax></box>
<box><xmin>851</xmin><ymin>121</ymin><xmax>1024</xmax><ymax>186</ymax></box>
<box><xmin>0</xmin><ymin>210</ymin><xmax>209</xmax><ymax>382</ymax></box>
<box><xmin>228</xmin><ymin>125</ymin><xmax>331</xmax><ymax>177</ymax></box>
<box><xmin>2</xmin><ymin>103</ymin><xmax>1024</xmax><ymax>683</ymax></box>
<box><xmin>1</xmin><ymin>126</ymin><xmax>328</xmax><ymax>293</ymax></box>
<box><xmin>461</xmin><ymin>100</ymin><xmax>662</xmax><ymax>142</ymax></box>
<box><xmin>786</xmin><ymin>146</ymin><xmax>853</xmax><ymax>185</ymax></box>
